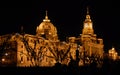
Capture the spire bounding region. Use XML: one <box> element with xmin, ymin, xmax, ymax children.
<box><xmin>45</xmin><ymin>10</ymin><xmax>48</xmax><ymax>19</ymax></box>
<box><xmin>85</xmin><ymin>6</ymin><xmax>91</xmax><ymax>22</ymax></box>
<box><xmin>20</xmin><ymin>25</ymin><xmax>25</xmax><ymax>35</ymax></box>
<box><xmin>21</xmin><ymin>25</ymin><xmax>23</xmax><ymax>32</ymax></box>
<box><xmin>43</xmin><ymin>10</ymin><xmax>50</xmax><ymax>22</ymax></box>
<box><xmin>87</xmin><ymin>6</ymin><xmax>89</xmax><ymax>15</ymax></box>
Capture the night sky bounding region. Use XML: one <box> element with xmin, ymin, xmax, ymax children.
<box><xmin>0</xmin><ymin>0</ymin><xmax>119</xmax><ymax>52</ymax></box>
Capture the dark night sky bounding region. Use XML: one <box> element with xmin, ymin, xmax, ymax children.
<box><xmin>0</xmin><ymin>0</ymin><xmax>119</xmax><ymax>52</ymax></box>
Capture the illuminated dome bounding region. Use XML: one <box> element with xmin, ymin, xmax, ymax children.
<box><xmin>36</xmin><ymin>11</ymin><xmax>57</xmax><ymax>37</ymax></box>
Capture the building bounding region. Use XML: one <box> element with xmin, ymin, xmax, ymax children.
<box><xmin>108</xmin><ymin>47</ymin><xmax>118</xmax><ymax>60</ymax></box>
<box><xmin>67</xmin><ymin>8</ymin><xmax>104</xmax><ymax>66</ymax></box>
<box><xmin>0</xmin><ymin>8</ymin><xmax>104</xmax><ymax>67</ymax></box>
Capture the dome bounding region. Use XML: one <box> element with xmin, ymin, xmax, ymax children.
<box><xmin>36</xmin><ymin>11</ymin><xmax>57</xmax><ymax>36</ymax></box>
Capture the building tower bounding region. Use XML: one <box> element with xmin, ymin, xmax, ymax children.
<box><xmin>82</xmin><ymin>7</ymin><xmax>94</xmax><ymax>35</ymax></box>
<box><xmin>80</xmin><ymin>7</ymin><xmax>104</xmax><ymax>59</ymax></box>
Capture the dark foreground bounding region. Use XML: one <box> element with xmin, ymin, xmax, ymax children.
<box><xmin>0</xmin><ymin>59</ymin><xmax>120</xmax><ymax>75</ymax></box>
<box><xmin>0</xmin><ymin>64</ymin><xmax>120</xmax><ymax>75</ymax></box>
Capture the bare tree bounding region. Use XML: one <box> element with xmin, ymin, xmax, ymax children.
<box><xmin>20</xmin><ymin>35</ymin><xmax>45</xmax><ymax>66</ymax></box>
<box><xmin>48</xmin><ymin>42</ymin><xmax>71</xmax><ymax>65</ymax></box>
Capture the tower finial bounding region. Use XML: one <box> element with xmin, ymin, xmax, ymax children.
<box><xmin>46</xmin><ymin>10</ymin><xmax>48</xmax><ymax>16</ymax></box>
<box><xmin>20</xmin><ymin>25</ymin><xmax>25</xmax><ymax>35</ymax></box>
<box><xmin>87</xmin><ymin>6</ymin><xmax>89</xmax><ymax>15</ymax></box>
<box><xmin>45</xmin><ymin>10</ymin><xmax>48</xmax><ymax>19</ymax></box>
<box><xmin>85</xmin><ymin>6</ymin><xmax>91</xmax><ymax>19</ymax></box>
<box><xmin>21</xmin><ymin>25</ymin><xmax>23</xmax><ymax>32</ymax></box>
<box><xmin>43</xmin><ymin>10</ymin><xmax>50</xmax><ymax>22</ymax></box>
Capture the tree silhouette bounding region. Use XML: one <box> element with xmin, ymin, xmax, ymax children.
<box><xmin>20</xmin><ymin>34</ymin><xmax>45</xmax><ymax>66</ymax></box>
<box><xmin>20</xmin><ymin>33</ymin><xmax>72</xmax><ymax>67</ymax></box>
<box><xmin>48</xmin><ymin>42</ymin><xmax>71</xmax><ymax>66</ymax></box>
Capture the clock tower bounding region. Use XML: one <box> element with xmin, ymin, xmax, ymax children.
<box><xmin>80</xmin><ymin>7</ymin><xmax>104</xmax><ymax>59</ymax></box>
<box><xmin>82</xmin><ymin>7</ymin><xmax>94</xmax><ymax>35</ymax></box>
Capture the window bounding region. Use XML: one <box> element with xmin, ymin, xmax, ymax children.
<box><xmin>21</xmin><ymin>45</ymin><xmax>23</xmax><ymax>48</ymax></box>
<box><xmin>27</xmin><ymin>57</ymin><xmax>29</xmax><ymax>61</ymax></box>
<box><xmin>21</xmin><ymin>56</ymin><xmax>23</xmax><ymax>63</ymax></box>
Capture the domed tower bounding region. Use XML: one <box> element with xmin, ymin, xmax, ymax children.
<box><xmin>36</xmin><ymin>11</ymin><xmax>58</xmax><ymax>41</ymax></box>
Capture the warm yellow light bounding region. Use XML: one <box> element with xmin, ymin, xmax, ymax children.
<box><xmin>2</xmin><ymin>58</ymin><xmax>5</xmax><ymax>62</ymax></box>
<box><xmin>5</xmin><ymin>53</ymin><xmax>8</xmax><ymax>56</ymax></box>
<box><xmin>112</xmin><ymin>47</ymin><xmax>115</xmax><ymax>50</ymax></box>
<box><xmin>21</xmin><ymin>61</ymin><xmax>23</xmax><ymax>63</ymax></box>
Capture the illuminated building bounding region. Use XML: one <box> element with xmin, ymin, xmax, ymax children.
<box><xmin>0</xmin><ymin>8</ymin><xmax>104</xmax><ymax>67</ymax></box>
<box><xmin>68</xmin><ymin>8</ymin><xmax>104</xmax><ymax>66</ymax></box>
<box><xmin>108</xmin><ymin>47</ymin><xmax>118</xmax><ymax>60</ymax></box>
<box><xmin>80</xmin><ymin>8</ymin><xmax>104</xmax><ymax>58</ymax></box>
